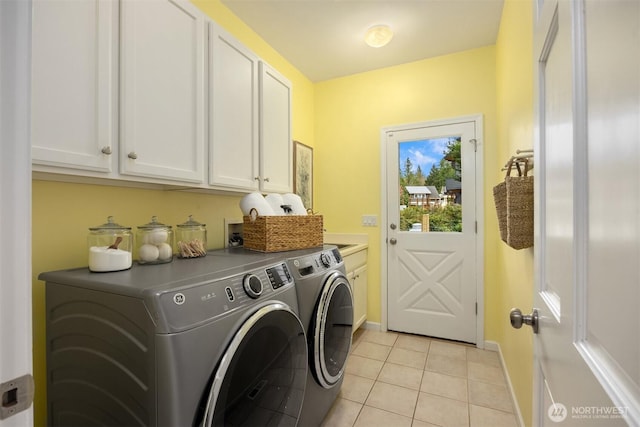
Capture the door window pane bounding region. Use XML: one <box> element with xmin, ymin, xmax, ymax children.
<box><xmin>398</xmin><ymin>137</ymin><xmax>462</xmax><ymax>232</ymax></box>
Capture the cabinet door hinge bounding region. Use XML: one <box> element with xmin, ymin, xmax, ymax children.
<box><xmin>475</xmin><ymin>302</ymin><xmax>478</xmax><ymax>315</ymax></box>
<box><xmin>475</xmin><ymin>221</ymin><xmax>477</xmax><ymax>234</ymax></box>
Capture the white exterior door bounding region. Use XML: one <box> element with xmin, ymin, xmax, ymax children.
<box><xmin>385</xmin><ymin>117</ymin><xmax>481</xmax><ymax>344</ymax></box>
<box><xmin>526</xmin><ymin>0</ymin><xmax>640</xmax><ymax>425</ymax></box>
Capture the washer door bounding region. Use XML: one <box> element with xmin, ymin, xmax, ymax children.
<box><xmin>202</xmin><ymin>302</ymin><xmax>307</xmax><ymax>427</ymax></box>
<box><xmin>313</xmin><ymin>272</ymin><xmax>354</xmax><ymax>388</ymax></box>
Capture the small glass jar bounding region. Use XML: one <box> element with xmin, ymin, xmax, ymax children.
<box><xmin>136</xmin><ymin>216</ymin><xmax>174</xmax><ymax>265</ymax></box>
<box><xmin>88</xmin><ymin>216</ymin><xmax>133</xmax><ymax>272</ymax></box>
<box><xmin>176</xmin><ymin>215</ymin><xmax>207</xmax><ymax>258</ymax></box>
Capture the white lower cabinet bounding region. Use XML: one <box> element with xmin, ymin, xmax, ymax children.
<box><xmin>344</xmin><ymin>248</ymin><xmax>368</xmax><ymax>331</ymax></box>
<box><xmin>349</xmin><ymin>265</ymin><xmax>368</xmax><ymax>331</ymax></box>
<box><xmin>119</xmin><ymin>0</ymin><xmax>206</xmax><ymax>184</ymax></box>
<box><xmin>31</xmin><ymin>0</ymin><xmax>117</xmax><ymax>174</ymax></box>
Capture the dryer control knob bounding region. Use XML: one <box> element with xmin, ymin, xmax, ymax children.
<box><xmin>320</xmin><ymin>253</ymin><xmax>331</xmax><ymax>268</ymax></box>
<box><xmin>243</xmin><ymin>274</ymin><xmax>263</xmax><ymax>299</ymax></box>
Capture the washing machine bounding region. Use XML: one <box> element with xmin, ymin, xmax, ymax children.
<box><xmin>40</xmin><ymin>250</ymin><xmax>307</xmax><ymax>426</ymax></box>
<box><xmin>285</xmin><ymin>245</ymin><xmax>354</xmax><ymax>426</ymax></box>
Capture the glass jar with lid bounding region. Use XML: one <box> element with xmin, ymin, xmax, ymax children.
<box><xmin>88</xmin><ymin>216</ymin><xmax>133</xmax><ymax>272</ymax></box>
<box><xmin>136</xmin><ymin>216</ymin><xmax>174</xmax><ymax>265</ymax></box>
<box><xmin>176</xmin><ymin>215</ymin><xmax>207</xmax><ymax>258</ymax></box>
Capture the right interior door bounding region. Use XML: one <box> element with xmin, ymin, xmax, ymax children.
<box><xmin>530</xmin><ymin>0</ymin><xmax>639</xmax><ymax>424</ymax></box>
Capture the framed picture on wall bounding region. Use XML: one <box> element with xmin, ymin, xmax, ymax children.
<box><xmin>293</xmin><ymin>141</ymin><xmax>313</xmax><ymax>210</ymax></box>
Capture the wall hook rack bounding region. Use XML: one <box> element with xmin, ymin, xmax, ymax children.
<box><xmin>502</xmin><ymin>149</ymin><xmax>534</xmax><ymax>174</ymax></box>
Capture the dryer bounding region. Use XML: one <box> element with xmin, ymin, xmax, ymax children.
<box><xmin>285</xmin><ymin>246</ymin><xmax>354</xmax><ymax>426</ymax></box>
<box><xmin>40</xmin><ymin>251</ymin><xmax>307</xmax><ymax>426</ymax></box>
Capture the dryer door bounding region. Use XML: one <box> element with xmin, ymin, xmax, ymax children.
<box><xmin>313</xmin><ymin>272</ymin><xmax>354</xmax><ymax>388</ymax></box>
<box><xmin>202</xmin><ymin>302</ymin><xmax>307</xmax><ymax>427</ymax></box>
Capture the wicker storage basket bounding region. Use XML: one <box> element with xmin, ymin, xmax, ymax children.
<box><xmin>493</xmin><ymin>163</ymin><xmax>534</xmax><ymax>250</ymax></box>
<box><xmin>243</xmin><ymin>213</ymin><xmax>323</xmax><ymax>252</ymax></box>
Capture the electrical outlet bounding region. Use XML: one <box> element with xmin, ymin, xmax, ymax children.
<box><xmin>362</xmin><ymin>215</ymin><xmax>378</xmax><ymax>227</ymax></box>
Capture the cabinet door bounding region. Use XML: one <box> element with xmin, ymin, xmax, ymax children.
<box><xmin>120</xmin><ymin>0</ymin><xmax>205</xmax><ymax>183</ymax></box>
<box><xmin>32</xmin><ymin>0</ymin><xmax>117</xmax><ymax>173</ymax></box>
<box><xmin>259</xmin><ymin>62</ymin><xmax>292</xmax><ymax>193</ymax></box>
<box><xmin>351</xmin><ymin>265</ymin><xmax>368</xmax><ymax>331</ymax></box>
<box><xmin>208</xmin><ymin>23</ymin><xmax>259</xmax><ymax>190</ymax></box>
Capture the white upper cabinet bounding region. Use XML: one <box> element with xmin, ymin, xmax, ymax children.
<box><xmin>208</xmin><ymin>23</ymin><xmax>260</xmax><ymax>190</ymax></box>
<box><xmin>119</xmin><ymin>0</ymin><xmax>206</xmax><ymax>184</ymax></box>
<box><xmin>32</xmin><ymin>0</ymin><xmax>117</xmax><ymax>174</ymax></box>
<box><xmin>259</xmin><ymin>62</ymin><xmax>292</xmax><ymax>193</ymax></box>
<box><xmin>31</xmin><ymin>0</ymin><xmax>292</xmax><ymax>193</ymax></box>
<box><xmin>209</xmin><ymin>25</ymin><xmax>292</xmax><ymax>194</ymax></box>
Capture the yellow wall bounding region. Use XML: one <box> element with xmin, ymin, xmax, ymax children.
<box><xmin>314</xmin><ymin>46</ymin><xmax>499</xmax><ymax>325</ymax></box>
<box><xmin>492</xmin><ymin>0</ymin><xmax>535</xmax><ymax>424</ymax></box>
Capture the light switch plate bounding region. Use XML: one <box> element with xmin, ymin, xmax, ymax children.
<box><xmin>362</xmin><ymin>215</ymin><xmax>378</xmax><ymax>227</ymax></box>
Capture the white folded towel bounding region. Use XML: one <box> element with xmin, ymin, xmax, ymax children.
<box><xmin>239</xmin><ymin>192</ymin><xmax>275</xmax><ymax>216</ymax></box>
<box><xmin>282</xmin><ymin>193</ymin><xmax>307</xmax><ymax>215</ymax></box>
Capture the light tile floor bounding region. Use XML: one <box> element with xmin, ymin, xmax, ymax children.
<box><xmin>321</xmin><ymin>329</ymin><xmax>519</xmax><ymax>427</ymax></box>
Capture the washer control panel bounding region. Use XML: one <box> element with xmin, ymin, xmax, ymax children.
<box><xmin>158</xmin><ymin>262</ymin><xmax>295</xmax><ymax>331</ymax></box>
<box><xmin>289</xmin><ymin>249</ymin><xmax>342</xmax><ymax>279</ymax></box>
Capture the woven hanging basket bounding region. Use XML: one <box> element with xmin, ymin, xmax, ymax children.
<box><xmin>504</xmin><ymin>175</ymin><xmax>534</xmax><ymax>249</ymax></box>
<box><xmin>493</xmin><ymin>160</ymin><xmax>534</xmax><ymax>250</ymax></box>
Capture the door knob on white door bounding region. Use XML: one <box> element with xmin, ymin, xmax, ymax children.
<box><xmin>389</xmin><ymin>238</ymin><xmax>397</xmax><ymax>245</ymax></box>
<box><xmin>510</xmin><ymin>308</ymin><xmax>539</xmax><ymax>334</ymax></box>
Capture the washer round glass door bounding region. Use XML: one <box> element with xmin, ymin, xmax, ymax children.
<box><xmin>202</xmin><ymin>303</ymin><xmax>307</xmax><ymax>427</ymax></box>
<box><xmin>313</xmin><ymin>272</ymin><xmax>354</xmax><ymax>388</ymax></box>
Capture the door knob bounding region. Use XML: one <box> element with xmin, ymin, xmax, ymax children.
<box><xmin>389</xmin><ymin>238</ymin><xmax>397</xmax><ymax>245</ymax></box>
<box><xmin>510</xmin><ymin>308</ymin><xmax>539</xmax><ymax>334</ymax></box>
<box><xmin>128</xmin><ymin>152</ymin><xmax>138</xmax><ymax>160</ymax></box>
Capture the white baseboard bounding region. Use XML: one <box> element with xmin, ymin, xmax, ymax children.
<box><xmin>485</xmin><ymin>340</ymin><xmax>526</xmax><ymax>427</ymax></box>
<box><xmin>362</xmin><ymin>321</ymin><xmax>381</xmax><ymax>331</ymax></box>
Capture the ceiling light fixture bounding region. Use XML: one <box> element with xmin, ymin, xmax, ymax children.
<box><xmin>364</xmin><ymin>24</ymin><xmax>393</xmax><ymax>48</ymax></box>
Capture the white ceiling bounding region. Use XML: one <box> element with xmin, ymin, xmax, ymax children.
<box><xmin>221</xmin><ymin>0</ymin><xmax>505</xmax><ymax>82</ymax></box>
